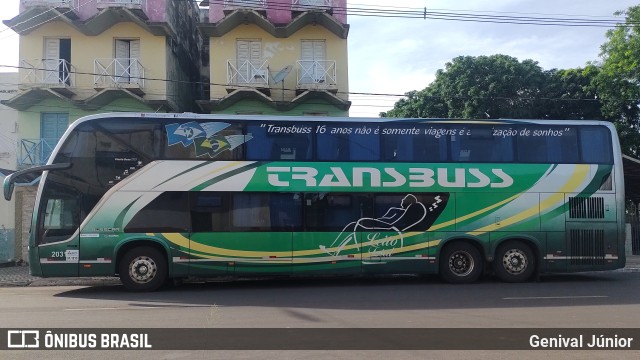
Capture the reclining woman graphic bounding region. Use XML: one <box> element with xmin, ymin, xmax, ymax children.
<box><xmin>320</xmin><ymin>194</ymin><xmax>439</xmax><ymax>256</ymax></box>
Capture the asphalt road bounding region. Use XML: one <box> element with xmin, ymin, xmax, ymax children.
<box><xmin>1</xmin><ymin>272</ymin><xmax>640</xmax><ymax>359</ymax></box>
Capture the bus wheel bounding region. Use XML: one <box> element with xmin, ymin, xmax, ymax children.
<box><xmin>439</xmin><ymin>242</ymin><xmax>483</xmax><ymax>284</ymax></box>
<box><xmin>493</xmin><ymin>241</ymin><xmax>535</xmax><ymax>283</ymax></box>
<box><xmin>119</xmin><ymin>246</ymin><xmax>167</xmax><ymax>292</ymax></box>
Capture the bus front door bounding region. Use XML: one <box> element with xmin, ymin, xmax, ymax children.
<box><xmin>34</xmin><ymin>195</ymin><xmax>81</xmax><ymax>277</ymax></box>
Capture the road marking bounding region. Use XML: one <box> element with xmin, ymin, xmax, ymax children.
<box><xmin>64</xmin><ymin>304</ymin><xmax>215</xmax><ymax>311</ymax></box>
<box><xmin>64</xmin><ymin>306</ymin><xmax>163</xmax><ymax>311</ymax></box>
<box><xmin>503</xmin><ymin>295</ymin><xmax>608</xmax><ymax>300</ymax></box>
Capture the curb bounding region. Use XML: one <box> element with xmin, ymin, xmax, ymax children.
<box><xmin>0</xmin><ymin>261</ymin><xmax>21</xmax><ymax>269</ymax></box>
<box><xmin>28</xmin><ymin>278</ymin><xmax>122</xmax><ymax>287</ymax></box>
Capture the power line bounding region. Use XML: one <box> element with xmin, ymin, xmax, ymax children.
<box><xmin>1</xmin><ymin>63</ymin><xmax>637</xmax><ymax>108</ymax></box>
<box><xmin>201</xmin><ymin>0</ymin><xmax>632</xmax><ymax>27</ymax></box>
<box><xmin>0</xmin><ymin>0</ymin><xmax>634</xmax><ymax>40</ymax></box>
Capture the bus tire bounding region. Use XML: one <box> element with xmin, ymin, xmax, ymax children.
<box><xmin>119</xmin><ymin>246</ymin><xmax>167</xmax><ymax>292</ymax></box>
<box><xmin>493</xmin><ymin>241</ymin><xmax>535</xmax><ymax>283</ymax></box>
<box><xmin>439</xmin><ymin>242</ymin><xmax>483</xmax><ymax>284</ymax></box>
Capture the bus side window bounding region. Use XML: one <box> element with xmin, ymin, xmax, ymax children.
<box><xmin>348</xmin><ymin>132</ymin><xmax>379</xmax><ymax>160</ymax></box>
<box><xmin>246</xmin><ymin>124</ymin><xmax>312</xmax><ymax>161</ymax></box>
<box><xmin>452</xmin><ymin>127</ymin><xmax>513</xmax><ymax>162</ymax></box>
<box><xmin>246</xmin><ymin>125</ymin><xmax>271</xmax><ymax>160</ymax></box>
<box><xmin>40</xmin><ymin>196</ymin><xmax>80</xmax><ymax>244</ymax></box>
<box><xmin>269</xmin><ymin>193</ymin><xmax>302</xmax><ymax>231</ymax></box>
<box><xmin>190</xmin><ymin>193</ymin><xmax>229</xmax><ymax>232</ymax></box>
<box><xmin>517</xmin><ymin>135</ymin><xmax>547</xmax><ymax>163</ymax></box>
<box><xmin>304</xmin><ymin>193</ymin><xmax>372</xmax><ymax>231</ymax></box>
<box><xmin>317</xmin><ymin>128</ymin><xmax>350</xmax><ymax>161</ymax></box>
<box><xmin>316</xmin><ymin>125</ymin><xmax>381</xmax><ymax>161</ymax></box>
<box><xmin>517</xmin><ymin>126</ymin><xmax>584</xmax><ymax>164</ymax></box>
<box><xmin>382</xmin><ymin>125</ymin><xmax>421</xmax><ymax>161</ymax></box>
<box><xmin>230</xmin><ymin>193</ymin><xmax>301</xmax><ymax>231</ymax></box>
<box><xmin>413</xmin><ymin>135</ymin><xmax>447</xmax><ymax>162</ymax></box>
<box><xmin>548</xmin><ymin>128</ymin><xmax>579</xmax><ymax>163</ymax></box>
<box><xmin>384</xmin><ymin>133</ymin><xmax>413</xmax><ymax>161</ymax></box>
<box><xmin>581</xmin><ymin>127</ymin><xmax>612</xmax><ymax>164</ymax></box>
<box><xmin>124</xmin><ymin>192</ymin><xmax>189</xmax><ymax>233</ymax></box>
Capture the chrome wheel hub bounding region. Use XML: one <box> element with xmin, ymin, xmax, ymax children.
<box><xmin>502</xmin><ymin>249</ymin><xmax>527</xmax><ymax>275</ymax></box>
<box><xmin>129</xmin><ymin>256</ymin><xmax>157</xmax><ymax>284</ymax></box>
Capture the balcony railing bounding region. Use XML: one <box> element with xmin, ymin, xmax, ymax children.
<box><xmin>297</xmin><ymin>60</ymin><xmax>336</xmax><ymax>87</ymax></box>
<box><xmin>227</xmin><ymin>60</ymin><xmax>269</xmax><ymax>86</ymax></box>
<box><xmin>224</xmin><ymin>0</ymin><xmax>266</xmax><ymax>10</ymax></box>
<box><xmin>18</xmin><ymin>138</ymin><xmax>58</xmax><ymax>166</ymax></box>
<box><xmin>292</xmin><ymin>0</ymin><xmax>332</xmax><ymax>10</ymax></box>
<box><xmin>21</xmin><ymin>59</ymin><xmax>76</xmax><ymax>87</ymax></box>
<box><xmin>96</xmin><ymin>0</ymin><xmax>145</xmax><ymax>11</ymax></box>
<box><xmin>21</xmin><ymin>0</ymin><xmax>78</xmax><ymax>8</ymax></box>
<box><xmin>94</xmin><ymin>58</ymin><xmax>145</xmax><ymax>88</ymax></box>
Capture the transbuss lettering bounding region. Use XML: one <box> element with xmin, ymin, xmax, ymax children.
<box><xmin>266</xmin><ymin>166</ymin><xmax>514</xmax><ymax>189</ymax></box>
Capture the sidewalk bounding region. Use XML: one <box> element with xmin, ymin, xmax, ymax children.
<box><xmin>1</xmin><ymin>256</ymin><xmax>640</xmax><ymax>287</ymax></box>
<box><xmin>0</xmin><ymin>262</ymin><xmax>121</xmax><ymax>287</ymax></box>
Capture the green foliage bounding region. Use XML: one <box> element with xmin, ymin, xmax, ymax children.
<box><xmin>382</xmin><ymin>4</ymin><xmax>640</xmax><ymax>156</ymax></box>
<box><xmin>598</xmin><ymin>5</ymin><xmax>640</xmax><ymax>156</ymax></box>
<box><xmin>381</xmin><ymin>55</ymin><xmax>602</xmax><ymax>121</ymax></box>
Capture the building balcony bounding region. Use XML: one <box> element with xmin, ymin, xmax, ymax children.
<box><xmin>21</xmin><ymin>0</ymin><xmax>78</xmax><ymax>9</ymax></box>
<box><xmin>18</xmin><ymin>138</ymin><xmax>58</xmax><ymax>167</ymax></box>
<box><xmin>8</xmin><ymin>1</ymin><xmax>80</xmax><ymax>34</ymax></box>
<box><xmin>96</xmin><ymin>0</ymin><xmax>145</xmax><ymax>10</ymax></box>
<box><xmin>94</xmin><ymin>58</ymin><xmax>145</xmax><ymax>95</ymax></box>
<box><xmin>296</xmin><ymin>60</ymin><xmax>337</xmax><ymax>91</ymax></box>
<box><xmin>20</xmin><ymin>59</ymin><xmax>77</xmax><ymax>96</ymax></box>
<box><xmin>224</xmin><ymin>0</ymin><xmax>266</xmax><ymax>11</ymax></box>
<box><xmin>8</xmin><ymin>0</ymin><xmax>158</xmax><ymax>35</ymax></box>
<box><xmin>201</xmin><ymin>3</ymin><xmax>348</xmax><ymax>39</ymax></box>
<box><xmin>227</xmin><ymin>60</ymin><xmax>269</xmax><ymax>88</ymax></box>
<box><xmin>292</xmin><ymin>0</ymin><xmax>332</xmax><ymax>11</ymax></box>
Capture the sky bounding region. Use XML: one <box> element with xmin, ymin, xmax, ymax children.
<box><xmin>0</xmin><ymin>0</ymin><xmax>638</xmax><ymax>117</ymax></box>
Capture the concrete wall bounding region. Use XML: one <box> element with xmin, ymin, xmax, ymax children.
<box><xmin>0</xmin><ymin>73</ymin><xmax>18</xmax><ymax>171</ymax></box>
<box><xmin>15</xmin><ymin>98</ymin><xmax>158</xmax><ymax>153</ymax></box>
<box><xmin>0</xmin><ymin>73</ymin><xmax>18</xmax><ymax>262</ymax></box>
<box><xmin>15</xmin><ymin>187</ymin><xmax>36</xmax><ymax>263</ymax></box>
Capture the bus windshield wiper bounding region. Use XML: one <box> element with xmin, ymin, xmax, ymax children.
<box><xmin>3</xmin><ymin>163</ymin><xmax>71</xmax><ymax>201</ymax></box>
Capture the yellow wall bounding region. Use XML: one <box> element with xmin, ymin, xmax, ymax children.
<box><xmin>19</xmin><ymin>22</ymin><xmax>168</xmax><ymax>101</ymax></box>
<box><xmin>16</xmin><ymin>99</ymin><xmax>156</xmax><ymax>140</ymax></box>
<box><xmin>209</xmin><ymin>24</ymin><xmax>349</xmax><ymax>102</ymax></box>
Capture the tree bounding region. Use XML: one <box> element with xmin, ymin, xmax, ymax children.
<box><xmin>382</xmin><ymin>55</ymin><xmax>603</xmax><ymax>121</ymax></box>
<box><xmin>597</xmin><ymin>5</ymin><xmax>640</xmax><ymax>156</ymax></box>
<box><xmin>541</xmin><ymin>65</ymin><xmax>602</xmax><ymax>120</ymax></box>
<box><xmin>382</xmin><ymin>55</ymin><xmax>547</xmax><ymax>119</ymax></box>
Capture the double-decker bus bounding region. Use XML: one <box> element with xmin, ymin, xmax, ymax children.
<box><xmin>3</xmin><ymin>113</ymin><xmax>625</xmax><ymax>291</ymax></box>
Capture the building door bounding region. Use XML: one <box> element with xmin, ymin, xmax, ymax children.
<box><xmin>300</xmin><ymin>40</ymin><xmax>326</xmax><ymax>84</ymax></box>
<box><xmin>44</xmin><ymin>38</ymin><xmax>71</xmax><ymax>85</ymax></box>
<box><xmin>114</xmin><ymin>39</ymin><xmax>141</xmax><ymax>84</ymax></box>
<box><xmin>40</xmin><ymin>113</ymin><xmax>68</xmax><ymax>164</ymax></box>
<box><xmin>236</xmin><ymin>39</ymin><xmax>263</xmax><ymax>83</ymax></box>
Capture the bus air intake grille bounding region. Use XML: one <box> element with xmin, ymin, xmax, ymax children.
<box><xmin>569</xmin><ymin>229</ymin><xmax>605</xmax><ymax>266</ymax></box>
<box><xmin>569</xmin><ymin>197</ymin><xmax>605</xmax><ymax>219</ymax></box>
